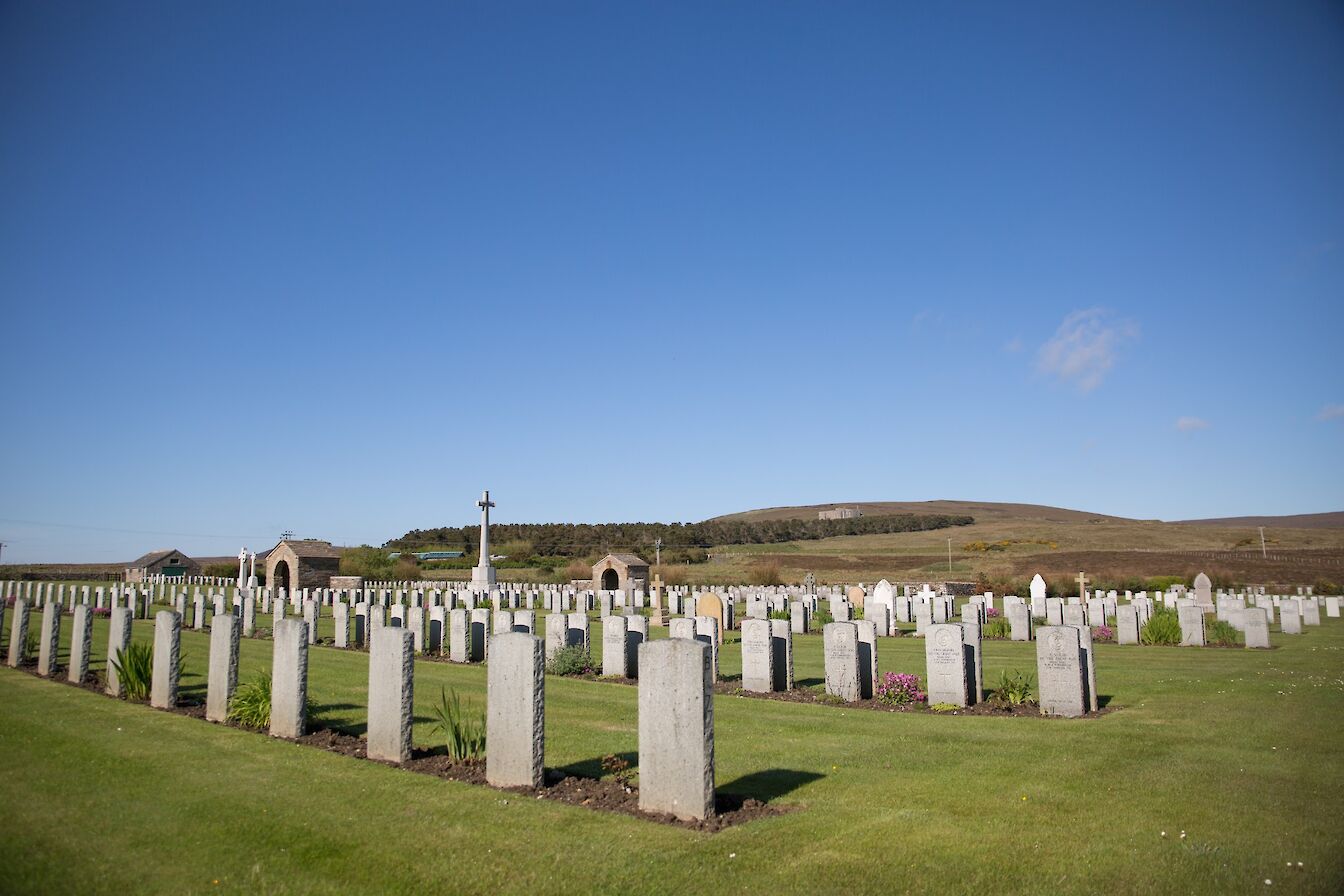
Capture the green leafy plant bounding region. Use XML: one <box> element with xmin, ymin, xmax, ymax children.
<box><xmin>429</xmin><ymin>687</ymin><xmax>486</xmax><ymax>762</ymax></box>
<box><xmin>982</xmin><ymin>617</ymin><xmax>1011</xmax><ymax>640</ymax></box>
<box><xmin>767</xmin><ymin>609</ymin><xmax>791</xmax><ymax>621</ymax></box>
<box><xmin>991</xmin><ymin>670</ymin><xmax>1037</xmax><ymax>708</ymax></box>
<box><xmin>812</xmin><ymin>607</ymin><xmax>834</xmax><ymax>627</ymax></box>
<box><xmin>228</xmin><ymin>674</ymin><xmax>273</xmax><ymax>729</ymax></box>
<box><xmin>545</xmin><ymin>646</ymin><xmax>595</xmax><ymax>676</ymax></box>
<box><xmin>929</xmin><ymin>702</ymin><xmax>961</xmax><ymax>713</ymax></box>
<box><xmin>110</xmin><ymin>641</ymin><xmax>154</xmax><ymax>701</ymax></box>
<box><xmin>227</xmin><ymin>673</ymin><xmax>316</xmax><ymax>729</ymax></box>
<box><xmin>1205</xmin><ymin>619</ymin><xmax>1241</xmax><ymax>647</ymax></box>
<box><xmin>1140</xmin><ymin>608</ymin><xmax>1182</xmax><ymax>646</ymax></box>
<box><xmin>22</xmin><ymin>627</ymin><xmax>38</xmax><ymax>662</ymax></box>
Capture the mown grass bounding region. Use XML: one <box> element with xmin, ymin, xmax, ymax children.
<box><xmin>0</xmin><ymin>601</ymin><xmax>1342</xmax><ymax>895</ymax></box>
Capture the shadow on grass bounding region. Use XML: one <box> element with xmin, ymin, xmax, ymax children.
<box><xmin>311</xmin><ymin>703</ymin><xmax>366</xmax><ymax>736</ymax></box>
<box><xmin>795</xmin><ymin>676</ymin><xmax>823</xmax><ymax>688</ymax></box>
<box><xmin>719</xmin><ymin>767</ymin><xmax>824</xmax><ymax>805</ymax></box>
<box><xmin>554</xmin><ymin>751</ymin><xmax>638</xmax><ymax>780</ymax></box>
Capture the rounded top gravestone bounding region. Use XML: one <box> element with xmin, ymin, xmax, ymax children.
<box><xmin>695</xmin><ymin>593</ymin><xmax>725</xmax><ymax>644</ymax></box>
<box><xmin>1193</xmin><ymin>572</ymin><xmax>1213</xmax><ymax>606</ymax></box>
<box><xmin>846</xmin><ymin>585</ymin><xmax>866</xmax><ymax>609</ymax></box>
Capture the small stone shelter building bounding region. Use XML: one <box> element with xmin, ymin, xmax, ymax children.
<box><xmin>124</xmin><ymin>548</ymin><xmax>201</xmax><ymax>582</ymax></box>
<box><xmin>592</xmin><ymin>553</ymin><xmax>650</xmax><ymax>593</ymax></box>
<box><xmin>818</xmin><ymin>507</ymin><xmax>863</xmax><ymax>520</ymax></box>
<box><xmin>265</xmin><ymin>539</ymin><xmax>342</xmax><ymax>593</ymax></box>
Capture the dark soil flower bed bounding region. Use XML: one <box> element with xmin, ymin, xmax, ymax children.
<box><xmin>10</xmin><ymin>662</ymin><xmax>790</xmax><ymax>831</ymax></box>
<box><xmin>709</xmin><ymin>680</ymin><xmax>1114</xmax><ymax>717</ymax></box>
<box><xmin>294</xmin><ymin>728</ymin><xmax>786</xmax><ymax>831</ymax></box>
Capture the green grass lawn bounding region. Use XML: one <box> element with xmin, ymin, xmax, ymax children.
<box><xmin>1</xmin><ymin>603</ymin><xmax>1342</xmax><ymax>895</ymax></box>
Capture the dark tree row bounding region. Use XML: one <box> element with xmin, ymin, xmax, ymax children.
<box><xmin>384</xmin><ymin>513</ymin><xmax>975</xmax><ymax>557</ymax></box>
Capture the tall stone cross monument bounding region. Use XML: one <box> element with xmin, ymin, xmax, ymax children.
<box><xmin>237</xmin><ymin>548</ymin><xmax>249</xmax><ymax>588</ymax></box>
<box><xmin>471</xmin><ymin>490</ymin><xmax>497</xmax><ymax>590</ymax></box>
<box><xmin>1076</xmin><ymin>571</ymin><xmax>1090</xmax><ymax>603</ymax></box>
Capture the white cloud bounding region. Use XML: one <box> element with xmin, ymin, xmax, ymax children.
<box><xmin>1035</xmin><ymin>307</ymin><xmax>1138</xmax><ymax>393</ymax></box>
<box><xmin>1175</xmin><ymin>416</ymin><xmax>1209</xmax><ymax>432</ymax></box>
<box><xmin>1317</xmin><ymin>404</ymin><xmax>1344</xmax><ymax>422</ymax></box>
<box><xmin>1002</xmin><ymin>336</ymin><xmax>1024</xmax><ymax>353</ymax></box>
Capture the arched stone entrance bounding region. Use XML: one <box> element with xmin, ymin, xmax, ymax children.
<box><xmin>274</xmin><ymin>559</ymin><xmax>291</xmax><ymax>595</ymax></box>
<box><xmin>264</xmin><ymin>539</ymin><xmax>342</xmax><ymax>593</ymax></box>
<box><xmin>591</xmin><ymin>553</ymin><xmax>650</xmax><ymax>594</ymax></box>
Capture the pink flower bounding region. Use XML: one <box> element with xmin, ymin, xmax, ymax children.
<box><xmin>876</xmin><ymin>672</ymin><xmax>927</xmax><ymax>705</ymax></box>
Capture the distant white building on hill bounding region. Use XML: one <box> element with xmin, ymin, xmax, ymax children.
<box><xmin>818</xmin><ymin>507</ymin><xmax>863</xmax><ymax>520</ymax></box>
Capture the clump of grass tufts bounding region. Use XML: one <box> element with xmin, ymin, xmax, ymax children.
<box><xmin>982</xmin><ymin>617</ymin><xmax>1011</xmax><ymax>640</ymax></box>
<box><xmin>228</xmin><ymin>674</ymin><xmax>273</xmax><ymax>729</ymax></box>
<box><xmin>227</xmin><ymin>673</ymin><xmax>319</xmax><ymax>729</ymax></box>
<box><xmin>1140</xmin><ymin>608</ymin><xmax>1183</xmax><ymax>646</ymax></box>
<box><xmin>111</xmin><ymin>642</ymin><xmax>154</xmax><ymax>701</ymax></box>
<box><xmin>747</xmin><ymin>560</ymin><xmax>783</xmax><ymax>587</ymax></box>
<box><xmin>429</xmin><ymin>687</ymin><xmax>485</xmax><ymax>763</ymax></box>
<box><xmin>1205</xmin><ymin>619</ymin><xmax>1241</xmax><ymax>647</ymax></box>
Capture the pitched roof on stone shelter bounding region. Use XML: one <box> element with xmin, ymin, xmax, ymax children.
<box><xmin>127</xmin><ymin>548</ymin><xmax>187</xmax><ymax>568</ymax></box>
<box><xmin>275</xmin><ymin>540</ymin><xmax>343</xmax><ymax>559</ymax></box>
<box><xmin>602</xmin><ymin>553</ymin><xmax>649</xmax><ymax>566</ymax></box>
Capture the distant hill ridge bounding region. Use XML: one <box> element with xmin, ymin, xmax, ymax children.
<box><xmin>1170</xmin><ymin>511</ymin><xmax>1344</xmax><ymax>530</ymax></box>
<box><xmin>710</xmin><ymin>501</ymin><xmax>1344</xmax><ymax>529</ymax></box>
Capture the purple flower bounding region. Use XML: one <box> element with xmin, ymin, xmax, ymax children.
<box><xmin>875</xmin><ymin>672</ymin><xmax>927</xmax><ymax>705</ymax></box>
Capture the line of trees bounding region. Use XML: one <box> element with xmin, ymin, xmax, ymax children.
<box><xmin>383</xmin><ymin>513</ymin><xmax>975</xmax><ymax>558</ymax></box>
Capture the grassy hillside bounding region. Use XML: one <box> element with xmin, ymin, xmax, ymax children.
<box><xmin>712</xmin><ymin>500</ymin><xmax>1127</xmax><ymax>524</ymax></box>
<box><xmin>697</xmin><ymin>501</ymin><xmax>1344</xmax><ymax>590</ymax></box>
<box><xmin>1172</xmin><ymin>511</ymin><xmax>1344</xmax><ymax>529</ymax></box>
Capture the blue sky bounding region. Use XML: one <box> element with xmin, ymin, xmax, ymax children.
<box><xmin>1</xmin><ymin>1</ymin><xmax>1341</xmax><ymax>563</ymax></box>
